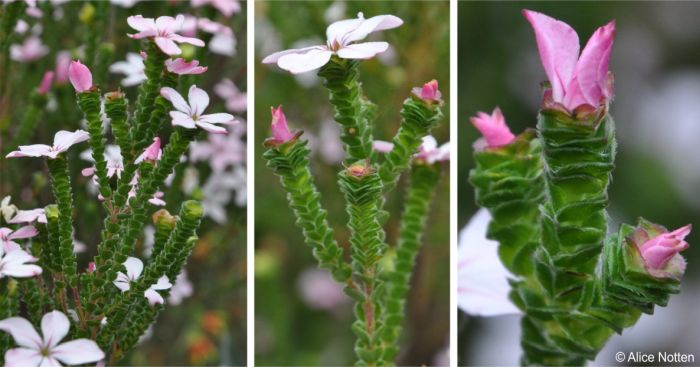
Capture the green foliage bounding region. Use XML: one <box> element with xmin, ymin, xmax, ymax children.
<box><xmin>8</xmin><ymin>91</ymin><xmax>48</xmax><ymax>154</ymax></box>
<box><xmin>469</xmin><ymin>110</ymin><xmax>687</xmax><ymax>366</ymax></box>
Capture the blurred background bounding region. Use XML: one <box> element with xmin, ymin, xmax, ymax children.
<box><xmin>458</xmin><ymin>2</ymin><xmax>700</xmax><ymax>366</ymax></box>
<box><xmin>0</xmin><ymin>1</ymin><xmax>246</xmax><ymax>365</ymax></box>
<box><xmin>254</xmin><ymin>1</ymin><xmax>449</xmax><ymax>365</ymax></box>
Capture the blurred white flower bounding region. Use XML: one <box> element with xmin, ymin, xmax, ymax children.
<box><xmin>214</xmin><ymin>78</ymin><xmax>247</xmax><ymax>113</ymax></box>
<box><xmin>296</xmin><ymin>268</ymin><xmax>348</xmax><ymax>310</ymax></box>
<box><xmin>189</xmin><ymin>124</ymin><xmax>246</xmax><ymax>173</ymax></box>
<box><xmin>168</xmin><ymin>270</ymin><xmax>193</xmax><ymax>305</ymax></box>
<box><xmin>457</xmin><ymin>208</ymin><xmax>520</xmax><ymax>316</ymax></box>
<box><xmin>109</xmin><ymin>53</ymin><xmax>146</xmax><ymax>87</ymax></box>
<box><xmin>201</xmin><ymin>166</ymin><xmax>246</xmax><ymax>223</ymax></box>
<box><xmin>10</xmin><ymin>36</ymin><xmax>48</xmax><ymax>62</ymax></box>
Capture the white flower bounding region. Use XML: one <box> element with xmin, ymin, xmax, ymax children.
<box><xmin>0</xmin><ymin>311</ymin><xmax>104</xmax><ymax>366</ymax></box>
<box><xmin>9</xmin><ymin>209</ymin><xmax>47</xmax><ymax>224</ymax></box>
<box><xmin>262</xmin><ymin>12</ymin><xmax>403</xmax><ymax>74</ymax></box>
<box><xmin>161</xmin><ymin>85</ymin><xmax>236</xmax><ymax>134</ymax></box>
<box><xmin>6</xmin><ymin>130</ymin><xmax>89</xmax><ymax>159</ymax></box>
<box><xmin>109</xmin><ymin>52</ymin><xmax>146</xmax><ymax>87</ymax></box>
<box><xmin>81</xmin><ymin>145</ymin><xmax>125</xmax><ymax>179</ymax></box>
<box><xmin>0</xmin><ymin>245</ymin><xmax>42</xmax><ymax>279</ymax></box>
<box><xmin>127</xmin><ymin>15</ymin><xmax>205</xmax><ymax>56</ymax></box>
<box><xmin>1</xmin><ymin>196</ymin><xmax>17</xmax><ymax>223</ymax></box>
<box><xmin>457</xmin><ymin>209</ymin><xmax>521</xmax><ymax>317</ymax></box>
<box><xmin>113</xmin><ymin>257</ymin><xmax>172</xmax><ymax>305</ymax></box>
<box><xmin>214</xmin><ymin>78</ymin><xmax>247</xmax><ymax>113</ymax></box>
<box><xmin>168</xmin><ymin>270</ymin><xmax>193</xmax><ymax>305</ymax></box>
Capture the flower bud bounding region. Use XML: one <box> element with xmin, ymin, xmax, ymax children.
<box><xmin>469</xmin><ymin>107</ymin><xmax>516</xmax><ymax>148</ymax></box>
<box><xmin>628</xmin><ymin>219</ymin><xmax>691</xmax><ymax>279</ymax></box>
<box><xmin>68</xmin><ymin>60</ymin><xmax>93</xmax><ymax>93</ymax></box>
<box><xmin>135</xmin><ymin>137</ymin><xmax>162</xmax><ymax>164</ymax></box>
<box><xmin>269</xmin><ymin>105</ymin><xmax>295</xmax><ymax>144</ymax></box>
<box><xmin>38</xmin><ymin>71</ymin><xmax>54</xmax><ymax>95</ymax></box>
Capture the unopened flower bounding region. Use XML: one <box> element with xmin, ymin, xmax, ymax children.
<box><xmin>68</xmin><ymin>60</ymin><xmax>93</xmax><ymax>93</ymax></box>
<box><xmin>161</xmin><ymin>85</ymin><xmax>236</xmax><ymax>134</ymax></box>
<box><xmin>191</xmin><ymin>0</ymin><xmax>240</xmax><ymax>17</ymax></box>
<box><xmin>9</xmin><ymin>209</ymin><xmax>46</xmax><ymax>224</ymax></box>
<box><xmin>469</xmin><ymin>107</ymin><xmax>516</xmax><ymax>148</ymax></box>
<box><xmin>113</xmin><ymin>257</ymin><xmax>172</xmax><ymax>305</ymax></box>
<box><xmin>109</xmin><ymin>52</ymin><xmax>146</xmax><ymax>87</ymax></box>
<box><xmin>0</xmin><ymin>247</ymin><xmax>42</xmax><ymax>278</ymax></box>
<box><xmin>263</xmin><ymin>12</ymin><xmax>403</xmax><ymax>74</ymax></box>
<box><xmin>415</xmin><ymin>136</ymin><xmax>450</xmax><ymax>164</ymax></box>
<box><xmin>1</xmin><ymin>226</ymin><xmax>38</xmax><ymax>252</ymax></box>
<box><xmin>524</xmin><ymin>10</ymin><xmax>616</xmax><ymax>113</ymax></box>
<box><xmin>38</xmin><ymin>71</ymin><xmax>54</xmax><ymax>95</ymax></box>
<box><xmin>1</xmin><ymin>196</ymin><xmax>17</xmax><ymax>223</ymax></box>
<box><xmin>127</xmin><ymin>15</ymin><xmax>205</xmax><ymax>56</ymax></box>
<box><xmin>411</xmin><ymin>79</ymin><xmax>442</xmax><ymax>103</ymax></box>
<box><xmin>6</xmin><ymin>130</ymin><xmax>89</xmax><ymax>159</ymax></box>
<box><xmin>267</xmin><ymin>105</ymin><xmax>295</xmax><ymax>145</ymax></box>
<box><xmin>10</xmin><ymin>36</ymin><xmax>48</xmax><ymax>62</ymax></box>
<box><xmin>135</xmin><ymin>137</ymin><xmax>162</xmax><ymax>164</ymax></box>
<box><xmin>635</xmin><ymin>224</ymin><xmax>691</xmax><ymax>274</ymax></box>
<box><xmin>458</xmin><ymin>209</ymin><xmax>521</xmax><ymax>316</ymax></box>
<box><xmin>214</xmin><ymin>78</ymin><xmax>247</xmax><ymax>113</ymax></box>
<box><xmin>165</xmin><ymin>58</ymin><xmax>207</xmax><ymax>75</ymax></box>
<box><xmin>0</xmin><ymin>311</ymin><xmax>104</xmax><ymax>366</ymax></box>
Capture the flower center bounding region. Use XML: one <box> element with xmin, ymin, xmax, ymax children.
<box><xmin>40</xmin><ymin>347</ymin><xmax>51</xmax><ymax>357</ymax></box>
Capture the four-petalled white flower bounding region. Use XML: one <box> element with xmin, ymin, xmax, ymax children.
<box><xmin>262</xmin><ymin>12</ymin><xmax>403</xmax><ymax>74</ymax></box>
<box><xmin>161</xmin><ymin>85</ymin><xmax>236</xmax><ymax>134</ymax></box>
<box><xmin>114</xmin><ymin>257</ymin><xmax>173</xmax><ymax>305</ymax></box>
<box><xmin>0</xmin><ymin>311</ymin><xmax>104</xmax><ymax>367</ymax></box>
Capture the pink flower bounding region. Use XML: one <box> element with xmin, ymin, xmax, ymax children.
<box><xmin>161</xmin><ymin>85</ymin><xmax>236</xmax><ymax>134</ymax></box>
<box><xmin>165</xmin><ymin>58</ymin><xmax>207</xmax><ymax>75</ymax></box>
<box><xmin>127</xmin><ymin>15</ymin><xmax>205</xmax><ymax>56</ymax></box>
<box><xmin>411</xmin><ymin>79</ymin><xmax>442</xmax><ymax>102</ymax></box>
<box><xmin>458</xmin><ymin>209</ymin><xmax>521</xmax><ymax>316</ymax></box>
<box><xmin>0</xmin><ymin>311</ymin><xmax>104</xmax><ymax>366</ymax></box>
<box><xmin>87</xmin><ymin>262</ymin><xmax>96</xmax><ymax>273</ymax></box>
<box><xmin>269</xmin><ymin>105</ymin><xmax>295</xmax><ymax>144</ymax></box>
<box><xmin>189</xmin><ymin>124</ymin><xmax>245</xmax><ymax>172</ymax></box>
<box><xmin>469</xmin><ymin>107</ymin><xmax>516</xmax><ymax>148</ymax></box>
<box><xmin>191</xmin><ymin>0</ymin><xmax>240</xmax><ymax>17</ymax></box>
<box><xmin>6</xmin><ymin>130</ymin><xmax>89</xmax><ymax>159</ymax></box>
<box><xmin>68</xmin><ymin>60</ymin><xmax>93</xmax><ymax>93</ymax></box>
<box><xmin>638</xmin><ymin>224</ymin><xmax>691</xmax><ymax>270</ymax></box>
<box><xmin>1</xmin><ymin>226</ymin><xmax>38</xmax><ymax>254</ymax></box>
<box><xmin>114</xmin><ymin>257</ymin><xmax>172</xmax><ymax>305</ymax></box>
<box><xmin>37</xmin><ymin>71</ymin><xmax>54</xmax><ymax>95</ymax></box>
<box><xmin>9</xmin><ymin>36</ymin><xmax>48</xmax><ymax>62</ymax></box>
<box><xmin>148</xmin><ymin>192</ymin><xmax>166</xmax><ymax>206</ymax></box>
<box><xmin>214</xmin><ymin>79</ymin><xmax>247</xmax><ymax>113</ymax></box>
<box><xmin>263</xmin><ymin>12</ymin><xmax>403</xmax><ymax>74</ymax></box>
<box><xmin>54</xmin><ymin>51</ymin><xmax>71</xmax><ymax>84</ymax></box>
<box><xmin>135</xmin><ymin>137</ymin><xmax>162</xmax><ymax>164</ymax></box>
<box><xmin>8</xmin><ymin>209</ymin><xmax>46</xmax><ymax>224</ymax></box>
<box><xmin>0</xmin><ymin>247</ymin><xmax>42</xmax><ymax>279</ymax></box>
<box><xmin>523</xmin><ymin>10</ymin><xmax>616</xmax><ymax>112</ymax></box>
<box><xmin>415</xmin><ymin>136</ymin><xmax>450</xmax><ymax>164</ymax></box>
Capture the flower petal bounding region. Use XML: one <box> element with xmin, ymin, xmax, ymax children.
<box><xmin>326</xmin><ymin>16</ymin><xmax>365</xmax><ymax>44</ymax></box>
<box><xmin>52</xmin><ymin>339</ymin><xmax>105</xmax><ymax>365</ymax></box>
<box><xmin>8</xmin><ymin>226</ymin><xmax>38</xmax><ymax>240</ymax></box>
<box><xmin>0</xmin><ymin>317</ymin><xmax>43</xmax><ymax>349</ymax></box>
<box><xmin>277</xmin><ymin>48</ymin><xmax>333</xmax><ymax>74</ymax></box>
<box><xmin>188</xmin><ymin>85</ymin><xmax>209</xmax><ymax>116</ymax></box>
<box><xmin>4</xmin><ymin>347</ymin><xmax>43</xmax><ymax>367</ymax></box>
<box><xmin>127</xmin><ymin>15</ymin><xmax>156</xmax><ymax>33</ymax></box>
<box><xmin>336</xmin><ymin>42</ymin><xmax>388</xmax><ymax>59</ymax></box>
<box><xmin>40</xmin><ymin>311</ymin><xmax>69</xmax><ymax>349</ymax></box>
<box><xmin>262</xmin><ymin>45</ymin><xmax>325</xmax><ymax>64</ymax></box>
<box><xmin>123</xmin><ymin>257</ymin><xmax>143</xmax><ymax>280</ymax></box>
<box><xmin>372</xmin><ymin>140</ymin><xmax>394</xmax><ymax>153</ymax></box>
<box><xmin>53</xmin><ymin>130</ymin><xmax>89</xmax><ymax>153</ymax></box>
<box><xmin>144</xmin><ymin>289</ymin><xmax>165</xmax><ymax>305</ymax></box>
<box><xmin>160</xmin><ymin>87</ymin><xmax>190</xmax><ymax>114</ymax></box>
<box><xmin>199</xmin><ymin>113</ymin><xmax>235</xmax><ymax>124</ymax></box>
<box><xmin>343</xmin><ymin>14</ymin><xmax>403</xmax><ymax>44</ymax></box>
<box><xmin>171</xmin><ymin>111</ymin><xmax>197</xmax><ymax>129</ymax></box>
<box><xmin>522</xmin><ymin>9</ymin><xmax>580</xmax><ymax>104</ymax></box>
<box><xmin>154</xmin><ymin>37</ymin><xmax>182</xmax><ymax>56</ymax></box>
<box><xmin>169</xmin><ymin>34</ymin><xmax>205</xmax><ymax>47</ymax></box>
<box><xmin>6</xmin><ymin>145</ymin><xmax>52</xmax><ymax>158</ymax></box>
<box><xmin>196</xmin><ymin>121</ymin><xmax>228</xmax><ymax>134</ymax></box>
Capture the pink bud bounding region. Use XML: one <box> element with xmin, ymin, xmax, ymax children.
<box><xmin>469</xmin><ymin>107</ymin><xmax>516</xmax><ymax>148</ymax></box>
<box><xmin>87</xmin><ymin>262</ymin><xmax>96</xmax><ymax>273</ymax></box>
<box><xmin>638</xmin><ymin>224</ymin><xmax>691</xmax><ymax>270</ymax></box>
<box><xmin>54</xmin><ymin>51</ymin><xmax>71</xmax><ymax>84</ymax></box>
<box><xmin>411</xmin><ymin>79</ymin><xmax>442</xmax><ymax>102</ymax></box>
<box><xmin>270</xmin><ymin>105</ymin><xmax>295</xmax><ymax>143</ymax></box>
<box><xmin>37</xmin><ymin>71</ymin><xmax>54</xmax><ymax>95</ymax></box>
<box><xmin>68</xmin><ymin>60</ymin><xmax>93</xmax><ymax>93</ymax></box>
<box><xmin>165</xmin><ymin>58</ymin><xmax>208</xmax><ymax>75</ymax></box>
<box><xmin>136</xmin><ymin>137</ymin><xmax>162</xmax><ymax>163</ymax></box>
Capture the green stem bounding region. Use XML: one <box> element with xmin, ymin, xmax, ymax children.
<box><xmin>77</xmin><ymin>90</ymin><xmax>112</xmax><ymax>199</ymax></box>
<box><xmin>263</xmin><ymin>138</ymin><xmax>352</xmax><ymax>283</ymax></box>
<box><xmin>338</xmin><ymin>163</ymin><xmax>386</xmax><ymax>367</ymax></box>
<box><xmin>381</xmin><ymin>163</ymin><xmax>442</xmax><ymax>362</ymax></box>
<box><xmin>46</xmin><ymin>157</ymin><xmax>79</xmax><ymax>289</ymax></box>
<box><xmin>130</xmin><ymin>41</ymin><xmax>168</xmax><ymax>151</ymax></box>
<box><xmin>318</xmin><ymin>57</ymin><xmax>373</xmax><ymax>163</ymax></box>
<box><xmin>8</xmin><ymin>91</ymin><xmax>48</xmax><ymax>154</ymax></box>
